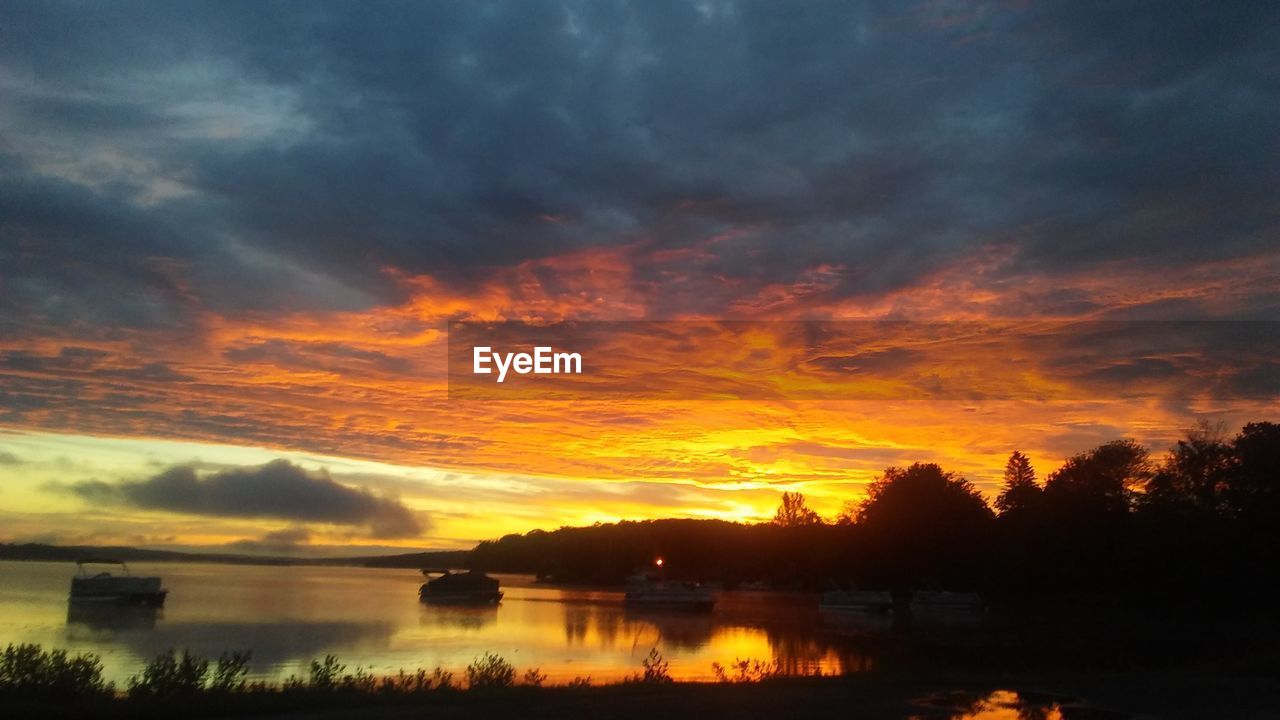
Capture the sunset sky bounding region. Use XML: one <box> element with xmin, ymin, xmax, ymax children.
<box><xmin>1</xmin><ymin>1</ymin><xmax>1277</xmax><ymax>554</ymax></box>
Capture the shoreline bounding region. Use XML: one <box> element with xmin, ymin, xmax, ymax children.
<box><xmin>6</xmin><ymin>667</ymin><xmax>1280</xmax><ymax>720</ymax></box>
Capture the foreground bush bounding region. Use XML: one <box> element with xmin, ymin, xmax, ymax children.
<box><xmin>711</xmin><ymin>658</ymin><xmax>782</xmax><ymax>683</ymax></box>
<box><xmin>465</xmin><ymin>652</ymin><xmax>516</xmax><ymax>689</ymax></box>
<box><xmin>639</xmin><ymin>648</ymin><xmax>672</xmax><ymax>683</ymax></box>
<box><xmin>0</xmin><ymin>644</ymin><xmax>699</xmax><ymax>711</ymax></box>
<box><xmin>377</xmin><ymin>667</ymin><xmax>455</xmax><ymax>694</ymax></box>
<box><xmin>522</xmin><ymin>667</ymin><xmax>548</xmax><ymax>687</ymax></box>
<box><xmin>128</xmin><ymin>650</ymin><xmax>210</xmax><ymax>697</ymax></box>
<box><xmin>208</xmin><ymin>651</ymin><xmax>252</xmax><ymax>693</ymax></box>
<box><xmin>0</xmin><ymin>643</ymin><xmax>112</xmax><ymax>699</ymax></box>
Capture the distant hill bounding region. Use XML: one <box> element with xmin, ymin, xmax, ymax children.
<box><xmin>0</xmin><ymin>542</ymin><xmax>302</xmax><ymax>565</ymax></box>
<box><xmin>354</xmin><ymin>550</ymin><xmax>473</xmax><ymax>569</ymax></box>
<box><xmin>0</xmin><ymin>543</ymin><xmax>471</xmax><ymax>569</ymax></box>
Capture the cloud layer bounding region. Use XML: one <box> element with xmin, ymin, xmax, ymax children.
<box><xmin>68</xmin><ymin>460</ymin><xmax>424</xmax><ymax>538</ymax></box>
<box><xmin>2</xmin><ymin>1</ymin><xmax>1278</xmax><ymax>334</ymax></box>
<box><xmin>1</xmin><ymin>1</ymin><xmax>1278</xmax><ymax>543</ymax></box>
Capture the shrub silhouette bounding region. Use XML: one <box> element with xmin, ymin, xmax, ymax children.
<box><xmin>640</xmin><ymin>648</ymin><xmax>671</xmax><ymax>683</ymax></box>
<box><xmin>0</xmin><ymin>643</ymin><xmax>111</xmax><ymax>699</ymax></box>
<box><xmin>711</xmin><ymin>658</ymin><xmax>781</xmax><ymax>683</ymax></box>
<box><xmin>465</xmin><ymin>653</ymin><xmax>515</xmax><ymax>689</ymax></box>
<box><xmin>208</xmin><ymin>651</ymin><xmax>252</xmax><ymax>693</ymax></box>
<box><xmin>128</xmin><ymin>650</ymin><xmax>209</xmax><ymax>697</ymax></box>
<box><xmin>306</xmin><ymin>655</ymin><xmax>346</xmax><ymax>691</ymax></box>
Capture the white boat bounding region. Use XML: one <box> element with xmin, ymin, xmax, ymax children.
<box><xmin>69</xmin><ymin>560</ymin><xmax>167</xmax><ymax>606</ymax></box>
<box><xmin>819</xmin><ymin>589</ymin><xmax>893</xmax><ymax>613</ymax></box>
<box><xmin>624</xmin><ymin>574</ymin><xmax>715</xmax><ymax>611</ymax></box>
<box><xmin>911</xmin><ymin>591</ymin><xmax>985</xmax><ymax>612</ymax></box>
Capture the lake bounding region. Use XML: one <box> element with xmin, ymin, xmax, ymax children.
<box><xmin>0</xmin><ymin>561</ymin><xmax>875</xmax><ymax>684</ymax></box>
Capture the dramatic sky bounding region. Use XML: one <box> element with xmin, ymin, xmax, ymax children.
<box><xmin>1</xmin><ymin>1</ymin><xmax>1277</xmax><ymax>553</ymax></box>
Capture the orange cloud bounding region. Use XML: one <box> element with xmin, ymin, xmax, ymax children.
<box><xmin>1</xmin><ymin>242</ymin><xmax>1277</xmax><ymax>544</ymax></box>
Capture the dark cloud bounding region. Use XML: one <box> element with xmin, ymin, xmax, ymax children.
<box><xmin>65</xmin><ymin>459</ymin><xmax>425</xmax><ymax>538</ymax></box>
<box><xmin>99</xmin><ymin>363</ymin><xmax>195</xmax><ymax>383</ymax></box>
<box><xmin>0</xmin><ymin>348</ymin><xmax>193</xmax><ymax>384</ymax></box>
<box><xmin>1</xmin><ymin>1</ymin><xmax>1276</xmax><ymax>327</ymax></box>
<box><xmin>806</xmin><ymin>347</ymin><xmax>924</xmax><ymax>376</ymax></box>
<box><xmin>0</xmin><ymin>450</ymin><xmax>21</xmax><ymax>465</ymax></box>
<box><xmin>224</xmin><ymin>339</ymin><xmax>415</xmax><ymax>376</ymax></box>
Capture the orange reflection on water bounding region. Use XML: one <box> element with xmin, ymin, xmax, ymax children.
<box><xmin>1</xmin><ymin>561</ymin><xmax>870</xmax><ymax>684</ymax></box>
<box><xmin>912</xmin><ymin>690</ymin><xmax>1071</xmax><ymax>720</ymax></box>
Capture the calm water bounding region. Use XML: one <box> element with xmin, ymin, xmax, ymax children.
<box><xmin>0</xmin><ymin>561</ymin><xmax>872</xmax><ymax>684</ymax></box>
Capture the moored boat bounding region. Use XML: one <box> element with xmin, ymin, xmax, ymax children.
<box><xmin>419</xmin><ymin>569</ymin><xmax>503</xmax><ymax>605</ymax></box>
<box><xmin>623</xmin><ymin>572</ymin><xmax>715</xmax><ymax>611</ymax></box>
<box><xmin>68</xmin><ymin>560</ymin><xmax>167</xmax><ymax>606</ymax></box>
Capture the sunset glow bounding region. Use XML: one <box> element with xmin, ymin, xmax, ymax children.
<box><xmin>2</xmin><ymin>0</ymin><xmax>1277</xmax><ymax>557</ymax></box>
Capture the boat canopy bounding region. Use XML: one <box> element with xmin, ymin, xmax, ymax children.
<box><xmin>424</xmin><ymin>570</ymin><xmax>499</xmax><ymax>592</ymax></box>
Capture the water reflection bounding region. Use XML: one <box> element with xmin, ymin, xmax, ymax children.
<box><xmin>67</xmin><ymin>617</ymin><xmax>396</xmax><ymax>672</ymax></box>
<box><xmin>766</xmin><ymin>629</ymin><xmax>873</xmax><ymax>675</ymax></box>
<box><xmin>620</xmin><ymin>608</ymin><xmax>716</xmax><ymax>649</ymax></box>
<box><xmin>912</xmin><ymin>690</ymin><xmax>1130</xmax><ymax>720</ymax></box>
<box><xmin>820</xmin><ymin>606</ymin><xmax>986</xmax><ymax>635</ymax></box>
<box><xmin>419</xmin><ymin>604</ymin><xmax>498</xmax><ymax>631</ymax></box>
<box><xmin>906</xmin><ymin>607</ymin><xmax>988</xmax><ymax>630</ymax></box>
<box><xmin>67</xmin><ymin>603</ymin><xmax>161</xmax><ymax>631</ymax></box>
<box><xmin>3</xmin><ymin>561</ymin><xmax>874</xmax><ymax>683</ymax></box>
<box><xmin>819</xmin><ymin>607</ymin><xmax>895</xmax><ymax>635</ymax></box>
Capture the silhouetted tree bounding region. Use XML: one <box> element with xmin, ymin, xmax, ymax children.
<box><xmin>1224</xmin><ymin>421</ymin><xmax>1280</xmax><ymax>519</ymax></box>
<box><xmin>464</xmin><ymin>421</ymin><xmax>1278</xmax><ymax>605</ymax></box>
<box><xmin>995</xmin><ymin>451</ymin><xmax>1041</xmax><ymax>515</ymax></box>
<box><xmin>992</xmin><ymin>452</ymin><xmax>1046</xmax><ymax>596</ymax></box>
<box><xmin>773</xmin><ymin>491</ymin><xmax>822</xmax><ymax>527</ymax></box>
<box><xmin>1143</xmin><ymin>421</ymin><xmax>1232</xmax><ymax>516</ymax></box>
<box><xmin>1037</xmin><ymin>440</ymin><xmax>1151</xmax><ymax>589</ymax></box>
<box><xmin>1044</xmin><ymin>439</ymin><xmax>1151</xmax><ymax>517</ymax></box>
<box><xmin>835</xmin><ymin>500</ymin><xmax>858</xmax><ymax>526</ymax></box>
<box><xmin>855</xmin><ymin>463</ymin><xmax>994</xmax><ymax>590</ymax></box>
<box><xmin>856</xmin><ymin>463</ymin><xmax>992</xmax><ymax>526</ymax></box>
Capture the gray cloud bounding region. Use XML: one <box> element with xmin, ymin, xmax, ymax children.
<box><xmin>0</xmin><ymin>450</ymin><xmax>21</xmax><ymax>465</ymax></box>
<box><xmin>66</xmin><ymin>459</ymin><xmax>425</xmax><ymax>538</ymax></box>
<box><xmin>223</xmin><ymin>339</ymin><xmax>415</xmax><ymax>376</ymax></box>
<box><xmin>1</xmin><ymin>1</ymin><xmax>1276</xmax><ymax>329</ymax></box>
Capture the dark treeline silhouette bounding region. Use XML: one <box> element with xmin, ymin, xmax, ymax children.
<box><xmin>470</xmin><ymin>421</ymin><xmax>1280</xmax><ymax>607</ymax></box>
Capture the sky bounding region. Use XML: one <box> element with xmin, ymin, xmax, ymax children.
<box><xmin>1</xmin><ymin>1</ymin><xmax>1278</xmax><ymax>554</ymax></box>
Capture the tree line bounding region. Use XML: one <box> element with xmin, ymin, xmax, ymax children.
<box><xmin>469</xmin><ymin>421</ymin><xmax>1280</xmax><ymax>606</ymax></box>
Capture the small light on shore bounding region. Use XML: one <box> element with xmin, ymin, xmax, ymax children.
<box><xmin>655</xmin><ymin>558</ymin><xmax>664</xmax><ymax>567</ymax></box>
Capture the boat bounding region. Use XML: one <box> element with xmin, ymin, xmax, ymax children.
<box><xmin>419</xmin><ymin>569</ymin><xmax>503</xmax><ymax>605</ymax></box>
<box><xmin>819</xmin><ymin>589</ymin><xmax>893</xmax><ymax>613</ymax></box>
<box><xmin>623</xmin><ymin>574</ymin><xmax>715</xmax><ymax>611</ymax></box>
<box><xmin>910</xmin><ymin>591</ymin><xmax>985</xmax><ymax>612</ymax></box>
<box><xmin>68</xmin><ymin>559</ymin><xmax>167</xmax><ymax>606</ymax></box>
